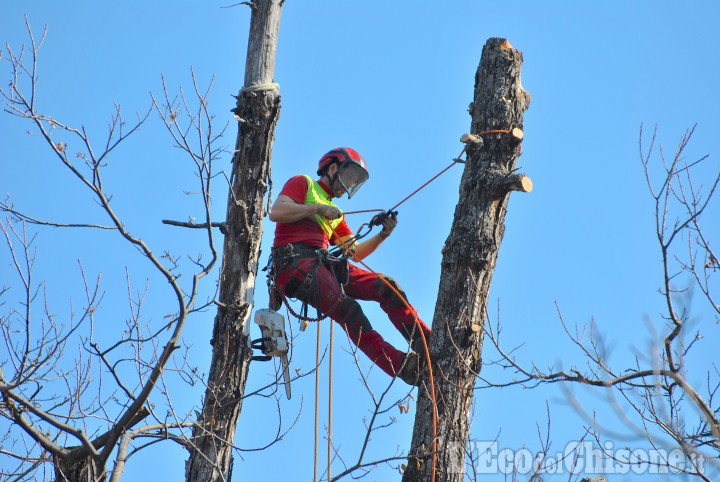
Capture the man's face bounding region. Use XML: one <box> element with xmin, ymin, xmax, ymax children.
<box><xmin>333</xmin><ymin>182</ymin><xmax>347</xmax><ymax>198</ymax></box>
<box><xmin>333</xmin><ymin>162</ymin><xmax>368</xmax><ymax>199</ymax></box>
<box><xmin>326</xmin><ymin>164</ymin><xmax>346</xmax><ymax>197</ymax></box>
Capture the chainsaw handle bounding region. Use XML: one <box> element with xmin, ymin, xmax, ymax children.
<box><xmin>251</xmin><ymin>336</ymin><xmax>272</xmax><ymax>352</ymax></box>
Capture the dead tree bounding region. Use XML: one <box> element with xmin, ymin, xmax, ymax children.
<box><xmin>1</xmin><ymin>22</ymin><xmax>222</xmax><ymax>482</ymax></box>
<box><xmin>403</xmin><ymin>38</ymin><xmax>531</xmax><ymax>482</ymax></box>
<box><xmin>184</xmin><ymin>1</ymin><xmax>283</xmax><ymax>481</ymax></box>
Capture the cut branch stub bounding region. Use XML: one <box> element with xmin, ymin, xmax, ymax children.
<box><xmin>461</xmin><ymin>127</ymin><xmax>523</xmax><ymax>153</ymax></box>
<box><xmin>509</xmin><ymin>127</ymin><xmax>524</xmax><ymax>143</ymax></box>
<box><xmin>485</xmin><ymin>171</ymin><xmax>533</xmax><ymax>194</ymax></box>
<box><xmin>460</xmin><ymin>133</ymin><xmax>484</xmax><ymax>155</ymax></box>
<box><xmin>509</xmin><ymin>173</ymin><xmax>533</xmax><ymax>192</ymax></box>
<box><xmin>460</xmin><ymin>133</ymin><xmax>482</xmax><ymax>145</ymax></box>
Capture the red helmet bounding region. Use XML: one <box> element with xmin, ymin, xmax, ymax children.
<box><xmin>317</xmin><ymin>147</ymin><xmax>369</xmax><ymax>199</ymax></box>
<box><xmin>317</xmin><ymin>147</ymin><xmax>369</xmax><ymax>175</ymax></box>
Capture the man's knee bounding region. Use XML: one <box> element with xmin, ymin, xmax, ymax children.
<box><xmin>336</xmin><ymin>297</ymin><xmax>372</xmax><ymax>337</ymax></box>
<box><xmin>373</xmin><ymin>275</ymin><xmax>409</xmax><ymax>308</ymax></box>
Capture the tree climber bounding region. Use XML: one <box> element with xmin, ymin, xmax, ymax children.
<box><xmin>269</xmin><ymin>147</ymin><xmax>431</xmax><ymax>385</ymax></box>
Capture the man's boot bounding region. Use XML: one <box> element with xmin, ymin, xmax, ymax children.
<box><xmin>411</xmin><ymin>335</ymin><xmax>431</xmax><ymax>369</ymax></box>
<box><xmin>397</xmin><ymin>351</ymin><xmax>420</xmax><ymax>386</ymax></box>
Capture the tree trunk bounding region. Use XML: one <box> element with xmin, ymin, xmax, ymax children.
<box><xmin>185</xmin><ymin>1</ymin><xmax>282</xmax><ymax>481</ymax></box>
<box><xmin>403</xmin><ymin>38</ymin><xmax>530</xmax><ymax>482</ymax></box>
<box><xmin>54</xmin><ymin>453</ymin><xmax>105</xmax><ymax>482</ymax></box>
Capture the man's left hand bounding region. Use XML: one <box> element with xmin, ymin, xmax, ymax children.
<box><xmin>378</xmin><ymin>211</ymin><xmax>398</xmax><ymax>237</ymax></box>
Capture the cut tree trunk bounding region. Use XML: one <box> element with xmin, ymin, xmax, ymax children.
<box><xmin>185</xmin><ymin>1</ymin><xmax>282</xmax><ymax>481</ymax></box>
<box><xmin>403</xmin><ymin>38</ymin><xmax>531</xmax><ymax>482</ymax></box>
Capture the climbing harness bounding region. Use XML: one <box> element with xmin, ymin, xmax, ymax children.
<box><xmin>269</xmin><ymin>243</ymin><xmax>350</xmax><ymax>325</ymax></box>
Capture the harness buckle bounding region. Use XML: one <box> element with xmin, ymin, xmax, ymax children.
<box><xmin>301</xmin><ymin>271</ymin><xmax>314</xmax><ymax>292</ymax></box>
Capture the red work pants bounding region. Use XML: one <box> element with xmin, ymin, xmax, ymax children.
<box><xmin>274</xmin><ymin>254</ymin><xmax>431</xmax><ymax>378</ymax></box>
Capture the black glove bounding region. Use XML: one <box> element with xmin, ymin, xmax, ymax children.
<box><xmin>370</xmin><ymin>210</ymin><xmax>398</xmax><ymax>228</ymax></box>
<box><xmin>370</xmin><ymin>211</ymin><xmax>398</xmax><ymax>236</ymax></box>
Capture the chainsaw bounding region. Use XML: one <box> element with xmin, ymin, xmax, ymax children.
<box><xmin>251</xmin><ymin>308</ymin><xmax>292</xmax><ymax>400</ymax></box>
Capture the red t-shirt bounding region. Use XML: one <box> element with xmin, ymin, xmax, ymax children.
<box><xmin>272</xmin><ymin>175</ymin><xmax>353</xmax><ymax>248</ymax></box>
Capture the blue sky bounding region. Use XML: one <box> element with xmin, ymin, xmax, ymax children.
<box><xmin>2</xmin><ymin>1</ymin><xmax>719</xmax><ymax>481</ymax></box>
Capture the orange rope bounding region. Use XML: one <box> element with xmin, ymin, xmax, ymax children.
<box><xmin>342</xmin><ymin>209</ymin><xmax>385</xmax><ymax>215</ymax></box>
<box><xmin>347</xmin><ymin>253</ymin><xmax>438</xmax><ymax>481</ymax></box>
<box><xmin>477</xmin><ymin>129</ymin><xmax>511</xmax><ymax>135</ymax></box>
<box><xmin>330</xmin><ymin>131</ymin><xmax>512</xmax><ymax>480</ymax></box>
<box><xmin>389</xmin><ymin>159</ymin><xmax>461</xmax><ymax>213</ymax></box>
<box><xmin>327</xmin><ymin>222</ymin><xmax>439</xmax><ymax>479</ymax></box>
<box><xmin>389</xmin><ymin>129</ymin><xmax>510</xmax><ymax>212</ymax></box>
<box><xmin>305</xmin><ymin>130</ymin><xmax>513</xmax><ymax>482</ymax></box>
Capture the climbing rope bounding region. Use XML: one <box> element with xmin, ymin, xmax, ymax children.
<box><xmin>389</xmin><ymin>129</ymin><xmax>510</xmax><ymax>212</ymax></box>
<box><xmin>314</xmin><ymin>319</ymin><xmax>321</xmax><ymax>482</ymax></box>
<box><xmin>341</xmin><ymin>208</ymin><xmax>385</xmax><ymax>215</ymax></box>
<box><xmin>342</xmin><ymin>128</ymin><xmax>512</xmax><ymax>217</ymax></box>
<box><xmin>240</xmin><ymin>82</ymin><xmax>280</xmax><ymax>93</ymax></box>
<box><xmin>310</xmin><ymin>297</ymin><xmax>335</xmax><ymax>482</ymax></box>
<box><xmin>328</xmin><ymin>317</ymin><xmax>334</xmax><ymax>482</ymax></box>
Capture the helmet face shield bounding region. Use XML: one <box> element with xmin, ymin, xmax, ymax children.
<box><xmin>335</xmin><ymin>162</ymin><xmax>369</xmax><ymax>199</ymax></box>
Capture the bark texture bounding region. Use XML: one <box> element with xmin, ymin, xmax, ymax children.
<box><xmin>403</xmin><ymin>38</ymin><xmax>530</xmax><ymax>482</ymax></box>
<box><xmin>54</xmin><ymin>455</ymin><xmax>104</xmax><ymax>482</ymax></box>
<box><xmin>185</xmin><ymin>1</ymin><xmax>282</xmax><ymax>481</ymax></box>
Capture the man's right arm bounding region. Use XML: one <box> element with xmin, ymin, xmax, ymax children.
<box><xmin>269</xmin><ymin>195</ymin><xmax>341</xmax><ymax>223</ymax></box>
